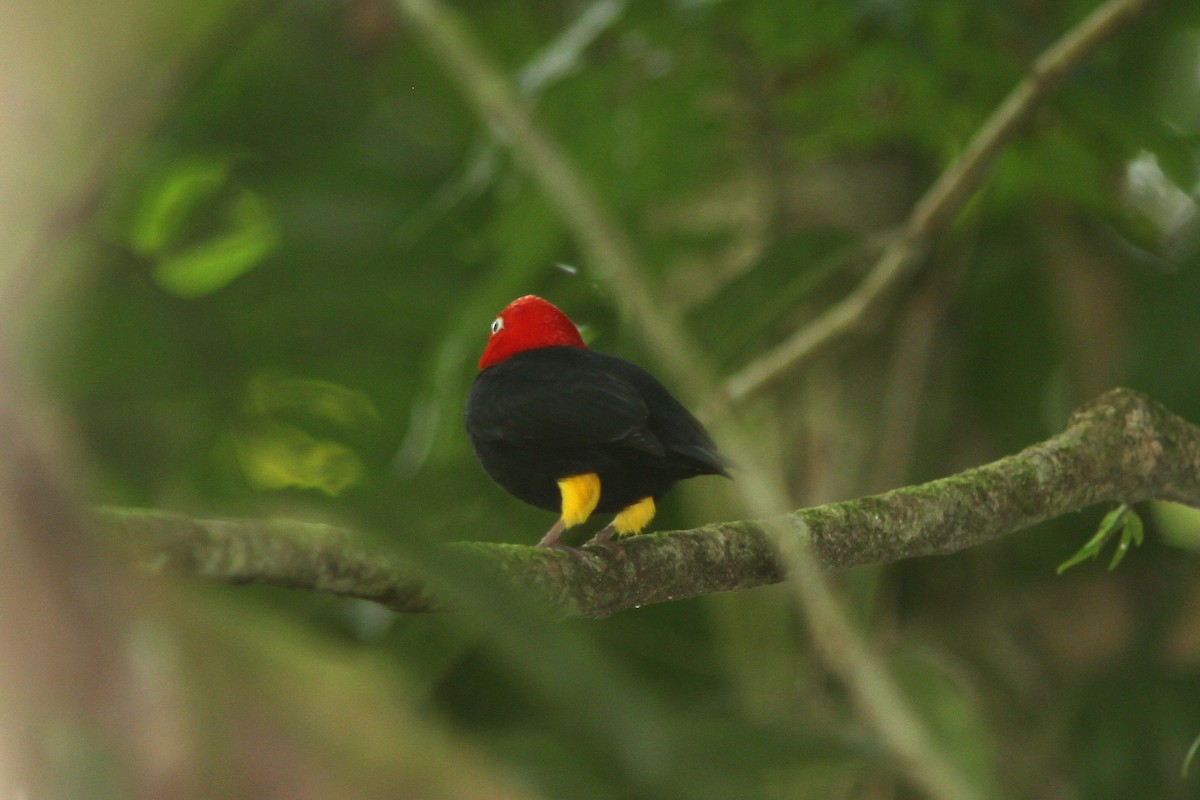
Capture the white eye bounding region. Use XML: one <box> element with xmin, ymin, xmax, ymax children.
<box><xmin>490</xmin><ymin>317</ymin><xmax>504</xmax><ymax>335</ymax></box>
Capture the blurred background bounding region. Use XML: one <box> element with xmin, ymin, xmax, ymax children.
<box><xmin>4</xmin><ymin>0</ymin><xmax>1200</xmax><ymax>797</ymax></box>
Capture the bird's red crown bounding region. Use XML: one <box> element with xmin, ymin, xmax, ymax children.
<box><xmin>477</xmin><ymin>295</ymin><xmax>587</xmax><ymax>370</ymax></box>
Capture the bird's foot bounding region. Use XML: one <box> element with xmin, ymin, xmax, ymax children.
<box><xmin>540</xmin><ymin>541</ymin><xmax>590</xmax><ymax>563</ymax></box>
<box><xmin>537</xmin><ymin>519</ymin><xmax>566</xmax><ymax>548</ymax></box>
<box><xmin>583</xmin><ymin>523</ymin><xmax>617</xmax><ymax>546</ymax></box>
<box><xmin>536</xmin><ymin>519</ymin><xmax>588</xmax><ymax>562</ymax></box>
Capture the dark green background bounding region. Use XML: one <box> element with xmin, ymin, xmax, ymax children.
<box><xmin>44</xmin><ymin>1</ymin><xmax>1200</xmax><ymax>797</ymax></box>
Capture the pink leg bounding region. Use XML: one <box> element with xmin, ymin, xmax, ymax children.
<box><xmin>537</xmin><ymin>518</ymin><xmax>566</xmax><ymax>548</ymax></box>
<box><xmin>536</xmin><ymin>518</ymin><xmax>591</xmax><ymax>562</ymax></box>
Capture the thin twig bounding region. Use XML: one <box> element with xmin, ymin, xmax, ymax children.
<box><xmin>397</xmin><ymin>0</ymin><xmax>627</xmax><ymax>245</ymax></box>
<box><xmin>717</xmin><ymin>0</ymin><xmax>1156</xmax><ymax>410</ymax></box>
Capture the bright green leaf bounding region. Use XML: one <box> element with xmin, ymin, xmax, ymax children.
<box><xmin>128</xmin><ymin>157</ymin><xmax>231</xmax><ymax>256</ymax></box>
<box><xmin>1108</xmin><ymin>508</ymin><xmax>1145</xmax><ymax>570</ymax></box>
<box><xmin>1058</xmin><ymin>505</ymin><xmax>1145</xmax><ymax>574</ymax></box>
<box><xmin>152</xmin><ymin>190</ymin><xmax>279</xmax><ymax>298</ymax></box>
<box><xmin>1108</xmin><ymin>506</ymin><xmax>1147</xmax><ymax>568</ymax></box>
<box><xmin>1108</xmin><ymin>529</ymin><xmax>1132</xmax><ymax>570</ymax></box>
<box><xmin>1126</xmin><ymin>508</ymin><xmax>1145</xmax><ymax>546</ymax></box>
<box><xmin>1057</xmin><ymin>506</ymin><xmax>1126</xmax><ymax>574</ymax></box>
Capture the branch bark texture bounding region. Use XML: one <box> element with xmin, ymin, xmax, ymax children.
<box><xmin>106</xmin><ymin>388</ymin><xmax>1200</xmax><ymax>618</ymax></box>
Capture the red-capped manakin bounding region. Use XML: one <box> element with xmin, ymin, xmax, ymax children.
<box><xmin>464</xmin><ymin>295</ymin><xmax>730</xmax><ymax>550</ymax></box>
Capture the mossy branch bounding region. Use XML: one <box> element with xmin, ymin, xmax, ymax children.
<box><xmin>105</xmin><ymin>388</ymin><xmax>1200</xmax><ymax>618</ymax></box>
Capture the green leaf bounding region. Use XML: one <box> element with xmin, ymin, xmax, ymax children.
<box><xmin>1108</xmin><ymin>508</ymin><xmax>1145</xmax><ymax>570</ymax></box>
<box><xmin>1057</xmin><ymin>505</ymin><xmax>1145</xmax><ymax>574</ymax></box>
<box><xmin>1107</xmin><ymin>530</ymin><xmax>1132</xmax><ymax>570</ymax></box>
<box><xmin>128</xmin><ymin>157</ymin><xmax>231</xmax><ymax>257</ymax></box>
<box><xmin>1057</xmin><ymin>506</ymin><xmax>1126</xmax><ymax>574</ymax></box>
<box><xmin>126</xmin><ymin>155</ymin><xmax>281</xmax><ymax>298</ymax></box>
<box><xmin>152</xmin><ymin>190</ymin><xmax>279</xmax><ymax>298</ymax></box>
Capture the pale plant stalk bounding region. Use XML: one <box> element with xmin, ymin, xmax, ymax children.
<box><xmin>718</xmin><ymin>0</ymin><xmax>1156</xmax><ymax>409</ymax></box>
<box><xmin>389</xmin><ymin>1</ymin><xmax>1158</xmax><ymax>797</ymax></box>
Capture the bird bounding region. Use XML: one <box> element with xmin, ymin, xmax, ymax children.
<box><xmin>464</xmin><ymin>295</ymin><xmax>730</xmax><ymax>550</ymax></box>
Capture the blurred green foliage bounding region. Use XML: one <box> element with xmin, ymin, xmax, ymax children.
<box><xmin>48</xmin><ymin>0</ymin><xmax>1200</xmax><ymax>797</ymax></box>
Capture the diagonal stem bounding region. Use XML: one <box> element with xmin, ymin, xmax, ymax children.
<box><xmin>389</xmin><ymin>2</ymin><xmax>1157</xmax><ymax>798</ymax></box>
<box><xmin>717</xmin><ymin>0</ymin><xmax>1156</xmax><ymax>411</ymax></box>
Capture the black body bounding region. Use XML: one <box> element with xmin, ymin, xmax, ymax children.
<box><xmin>465</xmin><ymin>347</ymin><xmax>729</xmax><ymax>515</ymax></box>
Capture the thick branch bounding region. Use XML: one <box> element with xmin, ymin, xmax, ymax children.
<box><xmin>101</xmin><ymin>509</ymin><xmax>447</xmax><ymax>612</ymax></box>
<box><xmin>106</xmin><ymin>388</ymin><xmax>1200</xmax><ymax>617</ymax></box>
<box><xmin>718</xmin><ymin>0</ymin><xmax>1156</xmax><ymax>409</ymax></box>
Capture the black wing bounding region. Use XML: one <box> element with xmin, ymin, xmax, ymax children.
<box><xmin>596</xmin><ymin>354</ymin><xmax>732</xmax><ymax>477</ymax></box>
<box><xmin>465</xmin><ymin>348</ymin><xmax>666</xmax><ymax>456</ymax></box>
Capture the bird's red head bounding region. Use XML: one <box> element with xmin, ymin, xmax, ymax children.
<box><xmin>477</xmin><ymin>295</ymin><xmax>586</xmax><ymax>370</ymax></box>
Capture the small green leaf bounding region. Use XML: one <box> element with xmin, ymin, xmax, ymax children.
<box><xmin>1098</xmin><ymin>505</ymin><xmax>1128</xmax><ymax>537</ymax></box>
<box><xmin>1108</xmin><ymin>532</ymin><xmax>1132</xmax><ymax>570</ymax></box>
<box><xmin>1055</xmin><ymin>536</ymin><xmax>1103</xmax><ymax>574</ymax></box>
<box><xmin>129</xmin><ymin>157</ymin><xmax>231</xmax><ymax>256</ymax></box>
<box><xmin>1058</xmin><ymin>505</ymin><xmax>1146</xmax><ymax>575</ymax></box>
<box><xmin>152</xmin><ymin>190</ymin><xmax>279</xmax><ymax>298</ymax></box>
<box><xmin>1182</xmin><ymin>731</ymin><xmax>1200</xmax><ymax>778</ymax></box>
<box><xmin>1109</xmin><ymin>508</ymin><xmax>1145</xmax><ymax>570</ymax></box>
<box><xmin>1057</xmin><ymin>506</ymin><xmax>1125</xmax><ymax>574</ymax></box>
<box><xmin>1126</xmin><ymin>509</ymin><xmax>1144</xmax><ymax>546</ymax></box>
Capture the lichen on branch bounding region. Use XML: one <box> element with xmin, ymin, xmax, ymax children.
<box><xmin>102</xmin><ymin>388</ymin><xmax>1200</xmax><ymax>619</ymax></box>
